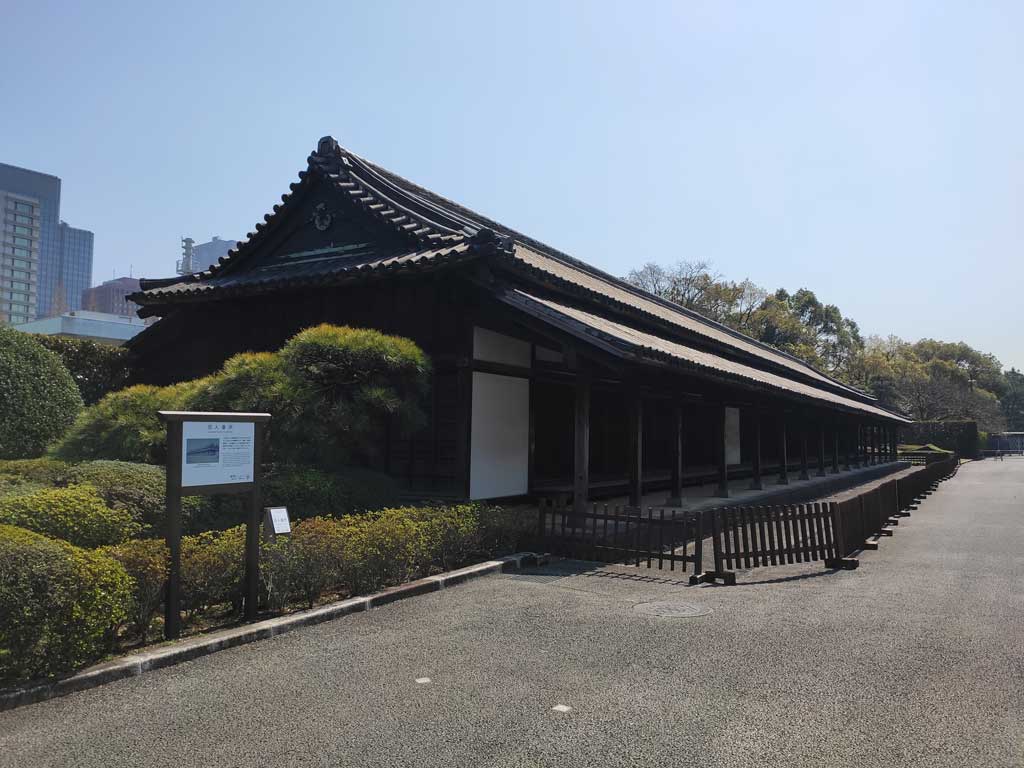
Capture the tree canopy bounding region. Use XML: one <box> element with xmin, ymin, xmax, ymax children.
<box><xmin>625</xmin><ymin>259</ymin><xmax>1013</xmax><ymax>432</ymax></box>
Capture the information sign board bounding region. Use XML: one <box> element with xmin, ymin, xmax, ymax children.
<box><xmin>181</xmin><ymin>421</ymin><xmax>255</xmax><ymax>487</ymax></box>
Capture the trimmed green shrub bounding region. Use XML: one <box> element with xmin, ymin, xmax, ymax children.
<box><xmin>283</xmin><ymin>517</ymin><xmax>347</xmax><ymax>608</ymax></box>
<box><xmin>33</xmin><ymin>335</ymin><xmax>131</xmax><ymax>405</ymax></box>
<box><xmin>181</xmin><ymin>526</ymin><xmax>245</xmax><ymax>617</ymax></box>
<box><xmin>0</xmin><ymin>485</ymin><xmax>141</xmax><ymax>548</ymax></box>
<box><xmin>102</xmin><ymin>539</ymin><xmax>168</xmax><ymax>639</ymax></box>
<box><xmin>476</xmin><ymin>504</ymin><xmax>536</xmax><ymax>556</ymax></box>
<box><xmin>899</xmin><ymin>420</ymin><xmax>979</xmax><ymax>459</ymax></box>
<box><xmin>0</xmin><ymin>327</ymin><xmax>83</xmax><ymax>459</ymax></box>
<box><xmin>54</xmin><ymin>379</ymin><xmax>211</xmax><ymax>464</ymax></box>
<box><xmin>0</xmin><ymin>475</ymin><xmax>47</xmax><ymax>500</ymax></box>
<box><xmin>338</xmin><ymin>510</ymin><xmax>425</xmax><ymax>594</ymax></box>
<box><xmin>187</xmin><ymin>464</ymin><xmax>401</xmax><ymax>534</ymax></box>
<box><xmin>277</xmin><ymin>324</ymin><xmax>431</xmax><ymax>466</ymax></box>
<box><xmin>401</xmin><ymin>504</ymin><xmax>481</xmax><ymax>571</ymax></box>
<box><xmin>187</xmin><ymin>351</ymin><xmax>288</xmax><ymax>415</ymax></box>
<box><xmin>0</xmin><ymin>458</ymin><xmax>72</xmax><ymax>485</ymax></box>
<box><xmin>48</xmin><ymin>324</ymin><xmax>431</xmax><ymax>474</ymax></box>
<box><xmin>263</xmin><ymin>464</ymin><xmax>400</xmax><ymax>518</ymax></box>
<box><xmin>0</xmin><ymin>524</ymin><xmax>132</xmax><ymax>681</ymax></box>
<box><xmin>63</xmin><ymin>460</ymin><xmax>166</xmax><ymax>527</ymax></box>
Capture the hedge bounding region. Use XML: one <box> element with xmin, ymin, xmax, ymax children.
<box><xmin>178</xmin><ymin>504</ymin><xmax>532</xmax><ymax>620</ymax></box>
<box><xmin>189</xmin><ymin>464</ymin><xmax>401</xmax><ymax>533</ymax></box>
<box><xmin>898</xmin><ymin>420</ymin><xmax>979</xmax><ymax>459</ymax></box>
<box><xmin>102</xmin><ymin>539</ymin><xmax>168</xmax><ymax>639</ymax></box>
<box><xmin>0</xmin><ymin>484</ymin><xmax>141</xmax><ymax>548</ymax></box>
<box><xmin>0</xmin><ymin>327</ymin><xmax>82</xmax><ymax>459</ymax></box>
<box><xmin>0</xmin><ymin>524</ymin><xmax>132</xmax><ymax>681</ymax></box>
<box><xmin>61</xmin><ymin>460</ymin><xmax>203</xmax><ymax>536</ymax></box>
<box><xmin>0</xmin><ymin>458</ymin><xmax>72</xmax><ymax>485</ymax></box>
<box><xmin>2</xmin><ymin>503</ymin><xmax>532</xmax><ymax>682</ymax></box>
<box><xmin>32</xmin><ymin>335</ymin><xmax>131</xmax><ymax>405</ymax></box>
<box><xmin>53</xmin><ymin>324</ymin><xmax>432</xmax><ymax>471</ymax></box>
<box><xmin>54</xmin><ymin>380</ymin><xmax>212</xmax><ymax>464</ymax></box>
<box><xmin>181</xmin><ymin>527</ymin><xmax>245</xmax><ymax>617</ymax></box>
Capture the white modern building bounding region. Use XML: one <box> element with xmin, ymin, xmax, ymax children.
<box><xmin>14</xmin><ymin>309</ymin><xmax>148</xmax><ymax>345</ymax></box>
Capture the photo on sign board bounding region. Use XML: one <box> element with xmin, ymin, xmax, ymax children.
<box><xmin>186</xmin><ymin>438</ymin><xmax>220</xmax><ymax>464</ymax></box>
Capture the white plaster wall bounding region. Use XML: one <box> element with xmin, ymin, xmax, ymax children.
<box><xmin>725</xmin><ymin>407</ymin><xmax>741</xmax><ymax>465</ymax></box>
<box><xmin>470</xmin><ymin>372</ymin><xmax>530</xmax><ymax>499</ymax></box>
<box><xmin>473</xmin><ymin>326</ymin><xmax>531</xmax><ymax>367</ymax></box>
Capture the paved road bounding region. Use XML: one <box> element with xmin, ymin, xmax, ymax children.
<box><xmin>3</xmin><ymin>459</ymin><xmax>1022</xmax><ymax>767</ymax></box>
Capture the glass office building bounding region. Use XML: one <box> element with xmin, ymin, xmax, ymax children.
<box><xmin>0</xmin><ymin>163</ymin><xmax>93</xmax><ymax>319</ymax></box>
<box><xmin>57</xmin><ymin>222</ymin><xmax>94</xmax><ymax>312</ymax></box>
<box><xmin>0</xmin><ymin>191</ymin><xmax>42</xmax><ymax>325</ymax></box>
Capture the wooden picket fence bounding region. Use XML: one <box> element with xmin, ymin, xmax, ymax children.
<box><xmin>706</xmin><ymin>503</ymin><xmax>851</xmax><ymax>585</ymax></box>
<box><xmin>536</xmin><ymin>455</ymin><xmax>960</xmax><ymax>585</ymax></box>
<box><xmin>536</xmin><ymin>502</ymin><xmax>709</xmax><ymax>583</ymax></box>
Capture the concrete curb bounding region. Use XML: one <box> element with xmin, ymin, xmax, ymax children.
<box><xmin>0</xmin><ymin>552</ymin><xmax>539</xmax><ymax>712</ymax></box>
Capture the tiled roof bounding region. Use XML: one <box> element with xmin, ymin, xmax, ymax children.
<box><xmin>499</xmin><ymin>289</ymin><xmax>909</xmax><ymax>422</ymax></box>
<box><xmin>133</xmin><ymin>135</ymin><xmax>876</xmax><ymax>407</ymax></box>
<box><xmin>133</xmin><ymin>242</ymin><xmax>473</xmax><ymax>303</ymax></box>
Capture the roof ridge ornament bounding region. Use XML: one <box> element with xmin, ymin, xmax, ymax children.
<box><xmin>317</xmin><ymin>136</ymin><xmax>340</xmax><ymax>155</ymax></box>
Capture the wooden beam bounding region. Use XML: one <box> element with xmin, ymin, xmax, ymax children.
<box><xmin>749</xmin><ymin>407</ymin><xmax>763</xmax><ymax>490</ymax></box>
<box><xmin>777</xmin><ymin>413</ymin><xmax>790</xmax><ymax>485</ymax></box>
<box><xmin>573</xmin><ymin>370</ymin><xmax>591</xmax><ymax>520</ymax></box>
<box><xmin>817</xmin><ymin>423</ymin><xmax>827</xmax><ymax>477</ymax></box>
<box><xmin>628</xmin><ymin>389</ymin><xmax>643</xmax><ymax>507</ymax></box>
<box><xmin>716</xmin><ymin>403</ymin><xmax>730</xmax><ymax>498</ymax></box>
<box><xmin>799</xmin><ymin>417</ymin><xmax>810</xmax><ymax>480</ymax></box>
<box><xmin>832</xmin><ymin>424</ymin><xmax>841</xmax><ymax>474</ymax></box>
<box><xmin>666</xmin><ymin>404</ymin><xmax>685</xmax><ymax>506</ymax></box>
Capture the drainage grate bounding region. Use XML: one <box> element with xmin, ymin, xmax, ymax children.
<box><xmin>498</xmin><ymin>571</ymin><xmax>575</xmax><ymax>585</ymax></box>
<box><xmin>632</xmin><ymin>600</ymin><xmax>711</xmax><ymax>618</ymax></box>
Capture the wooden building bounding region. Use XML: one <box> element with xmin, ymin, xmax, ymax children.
<box><xmin>129</xmin><ymin>136</ymin><xmax>909</xmax><ymax>509</ymax></box>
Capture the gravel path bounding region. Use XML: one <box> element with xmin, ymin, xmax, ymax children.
<box><xmin>2</xmin><ymin>458</ymin><xmax>1022</xmax><ymax>767</ymax></box>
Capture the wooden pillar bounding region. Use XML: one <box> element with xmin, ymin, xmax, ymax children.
<box><xmin>243</xmin><ymin>424</ymin><xmax>265</xmax><ymax>622</ymax></box>
<box><xmin>748</xmin><ymin>407</ymin><xmax>763</xmax><ymax>490</ymax></box>
<box><xmin>777</xmin><ymin>413</ymin><xmax>789</xmax><ymax>485</ymax></box>
<box><xmin>816</xmin><ymin>423</ymin><xmax>827</xmax><ymax>477</ymax></box>
<box><xmin>799</xmin><ymin>418</ymin><xmax>810</xmax><ymax>480</ymax></box>
<box><xmin>666</xmin><ymin>404</ymin><xmax>685</xmax><ymax>506</ymax></box>
<box><xmin>164</xmin><ymin>422</ymin><xmax>183</xmax><ymax>640</ymax></box>
<box><xmin>628</xmin><ymin>389</ymin><xmax>643</xmax><ymax>508</ymax></box>
<box><xmin>832</xmin><ymin>425</ymin><xmax>841</xmax><ymax>473</ymax></box>
<box><xmin>715</xmin><ymin>403</ymin><xmax>729</xmax><ymax>497</ymax></box>
<box><xmin>891</xmin><ymin>427</ymin><xmax>899</xmax><ymax>461</ymax></box>
<box><xmin>871</xmin><ymin>425</ymin><xmax>878</xmax><ymax>465</ymax></box>
<box><xmin>860</xmin><ymin>423</ymin><xmax>868</xmax><ymax>467</ymax></box>
<box><xmin>454</xmin><ymin>322</ymin><xmax>473</xmax><ymax>499</ymax></box>
<box><xmin>843</xmin><ymin>421</ymin><xmax>852</xmax><ymax>471</ymax></box>
<box><xmin>572</xmin><ymin>371</ymin><xmax>591</xmax><ymax>521</ymax></box>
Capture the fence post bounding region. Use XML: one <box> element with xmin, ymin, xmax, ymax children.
<box><xmin>825</xmin><ymin>501</ymin><xmax>859</xmax><ymax>570</ymax></box>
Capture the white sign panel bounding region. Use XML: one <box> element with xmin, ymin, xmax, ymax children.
<box><xmin>264</xmin><ymin>507</ymin><xmax>291</xmax><ymax>535</ymax></box>
<box><xmin>181</xmin><ymin>421</ymin><xmax>255</xmax><ymax>487</ymax></box>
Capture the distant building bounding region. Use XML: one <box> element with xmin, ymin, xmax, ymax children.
<box><xmin>13</xmin><ymin>309</ymin><xmax>148</xmax><ymax>346</ymax></box>
<box><xmin>177</xmin><ymin>236</ymin><xmax>235</xmax><ymax>276</ymax></box>
<box><xmin>56</xmin><ymin>222</ymin><xmax>94</xmax><ymax>313</ymax></box>
<box><xmin>82</xmin><ymin>276</ymin><xmax>140</xmax><ymax>315</ymax></box>
<box><xmin>0</xmin><ymin>189</ymin><xmax>42</xmax><ymax>325</ymax></box>
<box><xmin>0</xmin><ymin>162</ymin><xmax>93</xmax><ymax>320</ymax></box>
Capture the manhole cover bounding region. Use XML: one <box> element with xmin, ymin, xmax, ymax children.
<box><xmin>633</xmin><ymin>601</ymin><xmax>711</xmax><ymax>618</ymax></box>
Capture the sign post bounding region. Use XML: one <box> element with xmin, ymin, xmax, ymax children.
<box><xmin>159</xmin><ymin>411</ymin><xmax>271</xmax><ymax>639</ymax></box>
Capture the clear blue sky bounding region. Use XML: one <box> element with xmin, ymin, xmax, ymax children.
<box><xmin>3</xmin><ymin>1</ymin><xmax>1021</xmax><ymax>369</ymax></box>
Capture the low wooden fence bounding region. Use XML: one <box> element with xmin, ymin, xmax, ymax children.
<box><xmin>706</xmin><ymin>503</ymin><xmax>849</xmax><ymax>585</ymax></box>
<box><xmin>536</xmin><ymin>503</ymin><xmax>709</xmax><ymax>583</ymax></box>
<box><xmin>536</xmin><ymin>455</ymin><xmax>960</xmax><ymax>585</ymax></box>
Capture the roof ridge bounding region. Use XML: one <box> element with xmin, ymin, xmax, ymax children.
<box><xmin>347</xmin><ymin>141</ymin><xmax>871</xmax><ymax>401</ymax></box>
